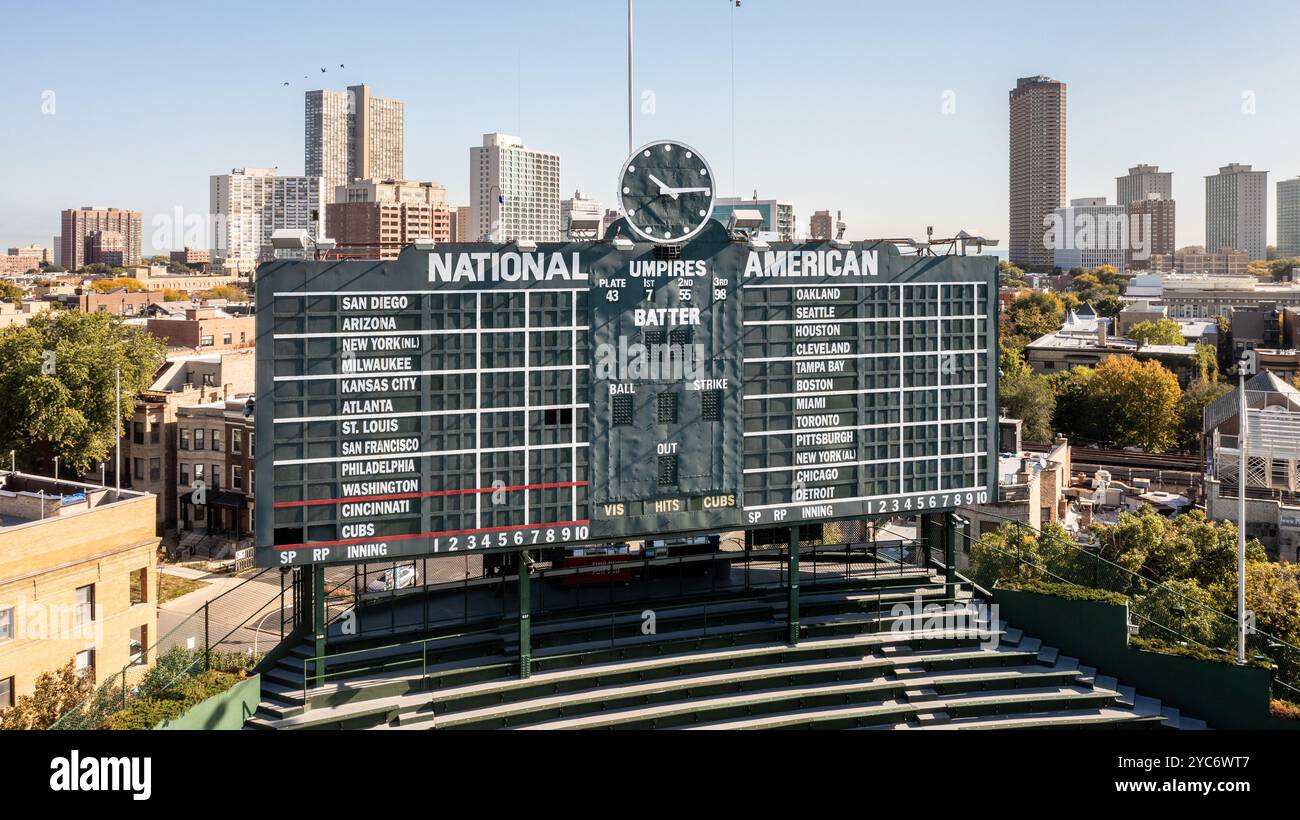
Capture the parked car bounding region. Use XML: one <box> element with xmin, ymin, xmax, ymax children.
<box><xmin>366</xmin><ymin>564</ymin><xmax>418</xmax><ymax>593</ymax></box>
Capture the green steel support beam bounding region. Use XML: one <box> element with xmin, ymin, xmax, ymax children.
<box><xmin>518</xmin><ymin>551</ymin><xmax>531</xmax><ymax>679</ymax></box>
<box><xmin>946</xmin><ymin>513</ymin><xmax>960</xmax><ymax>601</ymax></box>
<box><xmin>788</xmin><ymin>525</ymin><xmax>800</xmax><ymax>645</ymax></box>
<box><xmin>313</xmin><ymin>565</ymin><xmax>326</xmax><ymax>688</ymax></box>
<box><xmin>918</xmin><ymin>513</ymin><xmax>936</xmax><ymax>568</ymax></box>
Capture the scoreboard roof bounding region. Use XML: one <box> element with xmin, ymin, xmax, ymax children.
<box><xmin>255</xmin><ymin>221</ymin><xmax>998</xmax><ymax>567</ymax></box>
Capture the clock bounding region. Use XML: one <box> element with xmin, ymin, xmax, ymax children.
<box><xmin>617</xmin><ymin>140</ymin><xmax>716</xmax><ymax>244</ymax></box>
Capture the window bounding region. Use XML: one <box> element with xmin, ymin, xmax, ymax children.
<box><xmin>194</xmin><ymin>463</ymin><xmax>205</xmax><ymax>482</ymax></box>
<box><xmin>0</xmin><ymin>606</ymin><xmax>12</xmax><ymax>643</ymax></box>
<box><xmin>149</xmin><ymin>458</ymin><xmax>160</xmax><ymax>482</ymax></box>
<box><xmin>0</xmin><ymin>676</ymin><xmax>11</xmax><ymax>709</ymax></box>
<box><xmin>180</xmin><ymin>463</ymin><xmax>189</xmax><ymax>486</ymax></box>
<box><xmin>194</xmin><ymin>429</ymin><xmax>204</xmax><ymax>450</ymax></box>
<box><xmin>211</xmin><ymin>429</ymin><xmax>221</xmax><ymax>451</ymax></box>
<box><xmin>130</xmin><ymin>568</ymin><xmax>147</xmax><ymax>605</ymax></box>
<box><xmin>211</xmin><ymin>466</ymin><xmax>220</xmax><ymax>490</ymax></box>
<box><xmin>75</xmin><ymin>649</ymin><xmax>95</xmax><ymax>677</ymax></box>
<box><xmin>150</xmin><ymin>420</ymin><xmax>160</xmax><ymax>444</ymax></box>
<box><xmin>222</xmin><ymin>333</ymin><xmax>232</xmax><ymax>346</ymax></box>
<box><xmin>249</xmin><ymin>433</ymin><xmax>255</xmax><ymax>456</ymax></box>
<box><xmin>231</xmin><ymin>429</ymin><xmax>242</xmax><ymax>455</ymax></box>
<box><xmin>231</xmin><ymin>465</ymin><xmax>242</xmax><ymax>491</ymax></box>
<box><xmin>133</xmin><ymin>458</ymin><xmax>144</xmax><ymax>480</ymax></box>
<box><xmin>74</xmin><ymin>584</ymin><xmax>95</xmax><ymax>626</ymax></box>
<box><xmin>132</xmin><ymin>421</ymin><xmax>145</xmax><ymax>445</ymax></box>
<box><xmin>200</xmin><ymin>335</ymin><xmax>214</xmax><ymax>347</ymax></box>
<box><xmin>129</xmin><ymin>625</ymin><xmax>147</xmax><ymax>666</ymax></box>
<box><xmin>180</xmin><ymin>428</ymin><xmax>190</xmax><ymax>450</ymax></box>
<box><xmin>248</xmin><ymin>470</ymin><xmax>254</xmax><ymax>495</ymax></box>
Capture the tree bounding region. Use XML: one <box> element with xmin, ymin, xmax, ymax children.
<box><xmin>999</xmin><ymin>354</ymin><xmax>1056</xmax><ymax>442</ymax></box>
<box><xmin>1080</xmin><ymin>356</ymin><xmax>1181</xmax><ymax>451</ymax></box>
<box><xmin>196</xmin><ymin>284</ymin><xmax>246</xmax><ymax>301</ymax></box>
<box><xmin>1005</xmin><ymin>290</ymin><xmax>1065</xmax><ymax>340</ymax></box>
<box><xmin>161</xmin><ymin>288</ymin><xmax>187</xmax><ymax>302</ymax></box>
<box><xmin>0</xmin><ymin>281</ymin><xmax>23</xmax><ymax>305</ymax></box>
<box><xmin>0</xmin><ymin>311</ymin><xmax>166</xmax><ymax>474</ymax></box>
<box><xmin>997</xmin><ymin>260</ymin><xmax>1026</xmax><ymax>288</ymax></box>
<box><xmin>1177</xmin><ymin>379</ymin><xmax>1230</xmax><ymax>450</ymax></box>
<box><xmin>0</xmin><ymin>660</ymin><xmax>93</xmax><ymax>730</ymax></box>
<box><xmin>1048</xmin><ymin>365</ymin><xmax>1101</xmax><ymax>444</ymax></box>
<box><xmin>1128</xmin><ymin>318</ymin><xmax>1184</xmax><ymax>347</ymax></box>
<box><xmin>90</xmin><ymin>277</ymin><xmax>146</xmax><ymax>293</ymax></box>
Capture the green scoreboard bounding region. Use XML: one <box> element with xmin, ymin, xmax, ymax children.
<box><xmin>255</xmin><ymin>221</ymin><xmax>997</xmax><ymax>567</ymax></box>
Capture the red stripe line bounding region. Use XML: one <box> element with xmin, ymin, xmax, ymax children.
<box><xmin>272</xmin><ymin>481</ymin><xmax>588</xmax><ymax>509</ymax></box>
<box><xmin>275</xmin><ymin>520</ymin><xmax>591</xmax><ymax>551</ymax></box>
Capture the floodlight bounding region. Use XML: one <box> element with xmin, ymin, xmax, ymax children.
<box><xmin>748</xmin><ymin>238</ymin><xmax>770</xmax><ymax>252</ymax></box>
<box><xmin>727</xmin><ymin>209</ymin><xmax>765</xmax><ymax>233</ymax></box>
<box><xmin>568</xmin><ymin>216</ymin><xmax>601</xmax><ymax>233</ymax></box>
<box><xmin>830</xmin><ymin>238</ymin><xmax>852</xmax><ymax>250</ymax></box>
<box><xmin>613</xmin><ymin>236</ymin><xmax>635</xmax><ymax>251</ymax></box>
<box><xmin>270</xmin><ymin>229</ymin><xmax>310</xmax><ymax>250</ymax></box>
<box><xmin>412</xmin><ymin>238</ymin><xmax>437</xmax><ymax>251</ymax></box>
<box><xmin>515</xmin><ymin>239</ymin><xmax>538</xmax><ymax>252</ymax></box>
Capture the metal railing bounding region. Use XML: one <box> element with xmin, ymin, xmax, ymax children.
<box><xmin>49</xmin><ymin>565</ymin><xmax>304</xmax><ymax>729</ymax></box>
<box><xmin>963</xmin><ymin>511</ymin><xmax>1300</xmax><ymax>704</ymax></box>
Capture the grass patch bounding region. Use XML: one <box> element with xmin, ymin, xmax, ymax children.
<box><xmin>158</xmin><ymin>573</ymin><xmax>210</xmax><ymax>604</ymax></box>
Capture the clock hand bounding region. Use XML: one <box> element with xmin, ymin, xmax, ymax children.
<box><xmin>665</xmin><ymin>186</ymin><xmax>711</xmax><ymax>195</ymax></box>
<box><xmin>646</xmin><ymin>174</ymin><xmax>677</xmax><ymax>199</ymax></box>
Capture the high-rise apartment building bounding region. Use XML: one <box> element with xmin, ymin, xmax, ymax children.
<box><xmin>1050</xmin><ymin>198</ymin><xmax>1127</xmax><ymax>273</ymax></box>
<box><xmin>1009</xmin><ymin>75</ymin><xmax>1067</xmax><ymax>270</ymax></box>
<box><xmin>209</xmin><ymin>167</ymin><xmax>325</xmax><ymax>271</ymax></box>
<box><xmin>451</xmin><ymin>206</ymin><xmax>473</xmax><ymax>242</ymax></box>
<box><xmin>1278</xmin><ymin>177</ymin><xmax>1300</xmax><ymax>259</ymax></box>
<box><xmin>809</xmin><ymin>210</ymin><xmax>834</xmax><ymax>241</ymax></box>
<box><xmin>59</xmin><ymin>207</ymin><xmax>142</xmax><ymax>271</ymax></box>
<box><xmin>470</xmin><ymin>133</ymin><xmax>561</xmax><ymax>242</ymax></box>
<box><xmin>1126</xmin><ymin>194</ymin><xmax>1176</xmax><ymax>269</ymax></box>
<box><xmin>1116</xmin><ymin>164</ymin><xmax>1172</xmax><ymax>208</ymax></box>
<box><xmin>306</xmin><ymin>84</ymin><xmax>404</xmax><ymax>204</ymax></box>
<box><xmin>1206</xmin><ymin>163</ymin><xmax>1268</xmax><ymax>261</ymax></box>
<box><xmin>561</xmin><ymin>191</ymin><xmax>605</xmax><ymax>239</ymax></box>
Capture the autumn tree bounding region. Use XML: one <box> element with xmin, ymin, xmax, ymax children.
<box><xmin>0</xmin><ymin>281</ymin><xmax>23</xmax><ymax>305</ymax></box>
<box><xmin>1127</xmin><ymin>318</ymin><xmax>1184</xmax><ymax>347</ymax></box>
<box><xmin>1177</xmin><ymin>378</ymin><xmax>1230</xmax><ymax>450</ymax></box>
<box><xmin>90</xmin><ymin>276</ymin><xmax>146</xmax><ymax>293</ymax></box>
<box><xmin>0</xmin><ymin>660</ymin><xmax>93</xmax><ymax>730</ymax></box>
<box><xmin>0</xmin><ymin>311</ymin><xmax>166</xmax><ymax>474</ymax></box>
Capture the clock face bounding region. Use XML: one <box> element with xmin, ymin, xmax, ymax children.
<box><xmin>617</xmin><ymin>140</ymin><xmax>715</xmax><ymax>244</ymax></box>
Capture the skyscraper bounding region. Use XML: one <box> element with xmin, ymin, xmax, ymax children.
<box><xmin>59</xmin><ymin>207</ymin><xmax>143</xmax><ymax>271</ymax></box>
<box><xmin>1009</xmin><ymin>75</ymin><xmax>1067</xmax><ymax>270</ymax></box>
<box><xmin>209</xmin><ymin>167</ymin><xmax>325</xmax><ymax>271</ymax></box>
<box><xmin>305</xmin><ymin>84</ymin><xmax>404</xmax><ymax>204</ymax></box>
<box><xmin>1116</xmin><ymin>164</ymin><xmax>1172</xmax><ymax>208</ymax></box>
<box><xmin>1278</xmin><ymin>177</ymin><xmax>1300</xmax><ymax>259</ymax></box>
<box><xmin>470</xmin><ymin>133</ymin><xmax>561</xmax><ymax>242</ymax></box>
<box><xmin>1126</xmin><ymin>194</ymin><xmax>1176</xmax><ymax>269</ymax></box>
<box><xmin>1205</xmin><ymin>163</ymin><xmax>1268</xmax><ymax>261</ymax></box>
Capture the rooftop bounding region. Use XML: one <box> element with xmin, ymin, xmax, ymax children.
<box><xmin>0</xmin><ymin>471</ymin><xmax>152</xmax><ymax>529</ymax></box>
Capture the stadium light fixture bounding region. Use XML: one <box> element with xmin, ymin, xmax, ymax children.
<box><xmin>830</xmin><ymin>238</ymin><xmax>852</xmax><ymax>250</ymax></box>
<box><xmin>412</xmin><ymin>238</ymin><xmax>437</xmax><ymax>251</ymax></box>
<box><xmin>613</xmin><ymin>236</ymin><xmax>635</xmax><ymax>251</ymax></box>
<box><xmin>270</xmin><ymin>229</ymin><xmax>310</xmax><ymax>250</ymax></box>
<box><xmin>748</xmin><ymin>238</ymin><xmax>770</xmax><ymax>252</ymax></box>
<box><xmin>515</xmin><ymin>239</ymin><xmax>538</xmax><ymax>252</ymax></box>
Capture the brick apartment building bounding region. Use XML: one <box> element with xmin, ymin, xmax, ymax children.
<box><xmin>118</xmin><ymin>351</ymin><xmax>255</xmax><ymax>534</ymax></box>
<box><xmin>175</xmin><ymin>397</ymin><xmax>255</xmax><ymax>556</ymax></box>
<box><xmin>60</xmin><ymin>207</ymin><xmax>142</xmax><ymax>271</ymax></box>
<box><xmin>79</xmin><ymin>289</ymin><xmax>166</xmax><ymax>317</ymax></box>
<box><xmin>0</xmin><ymin>472</ymin><xmax>158</xmax><ymax>703</ymax></box>
<box><xmin>144</xmin><ymin>306</ymin><xmax>254</xmax><ymax>352</ymax></box>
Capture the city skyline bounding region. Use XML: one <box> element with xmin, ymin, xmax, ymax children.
<box><xmin>2</xmin><ymin>0</ymin><xmax>1299</xmax><ymax>254</ymax></box>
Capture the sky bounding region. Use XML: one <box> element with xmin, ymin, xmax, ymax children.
<box><xmin>1</xmin><ymin>0</ymin><xmax>1298</xmax><ymax>254</ymax></box>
